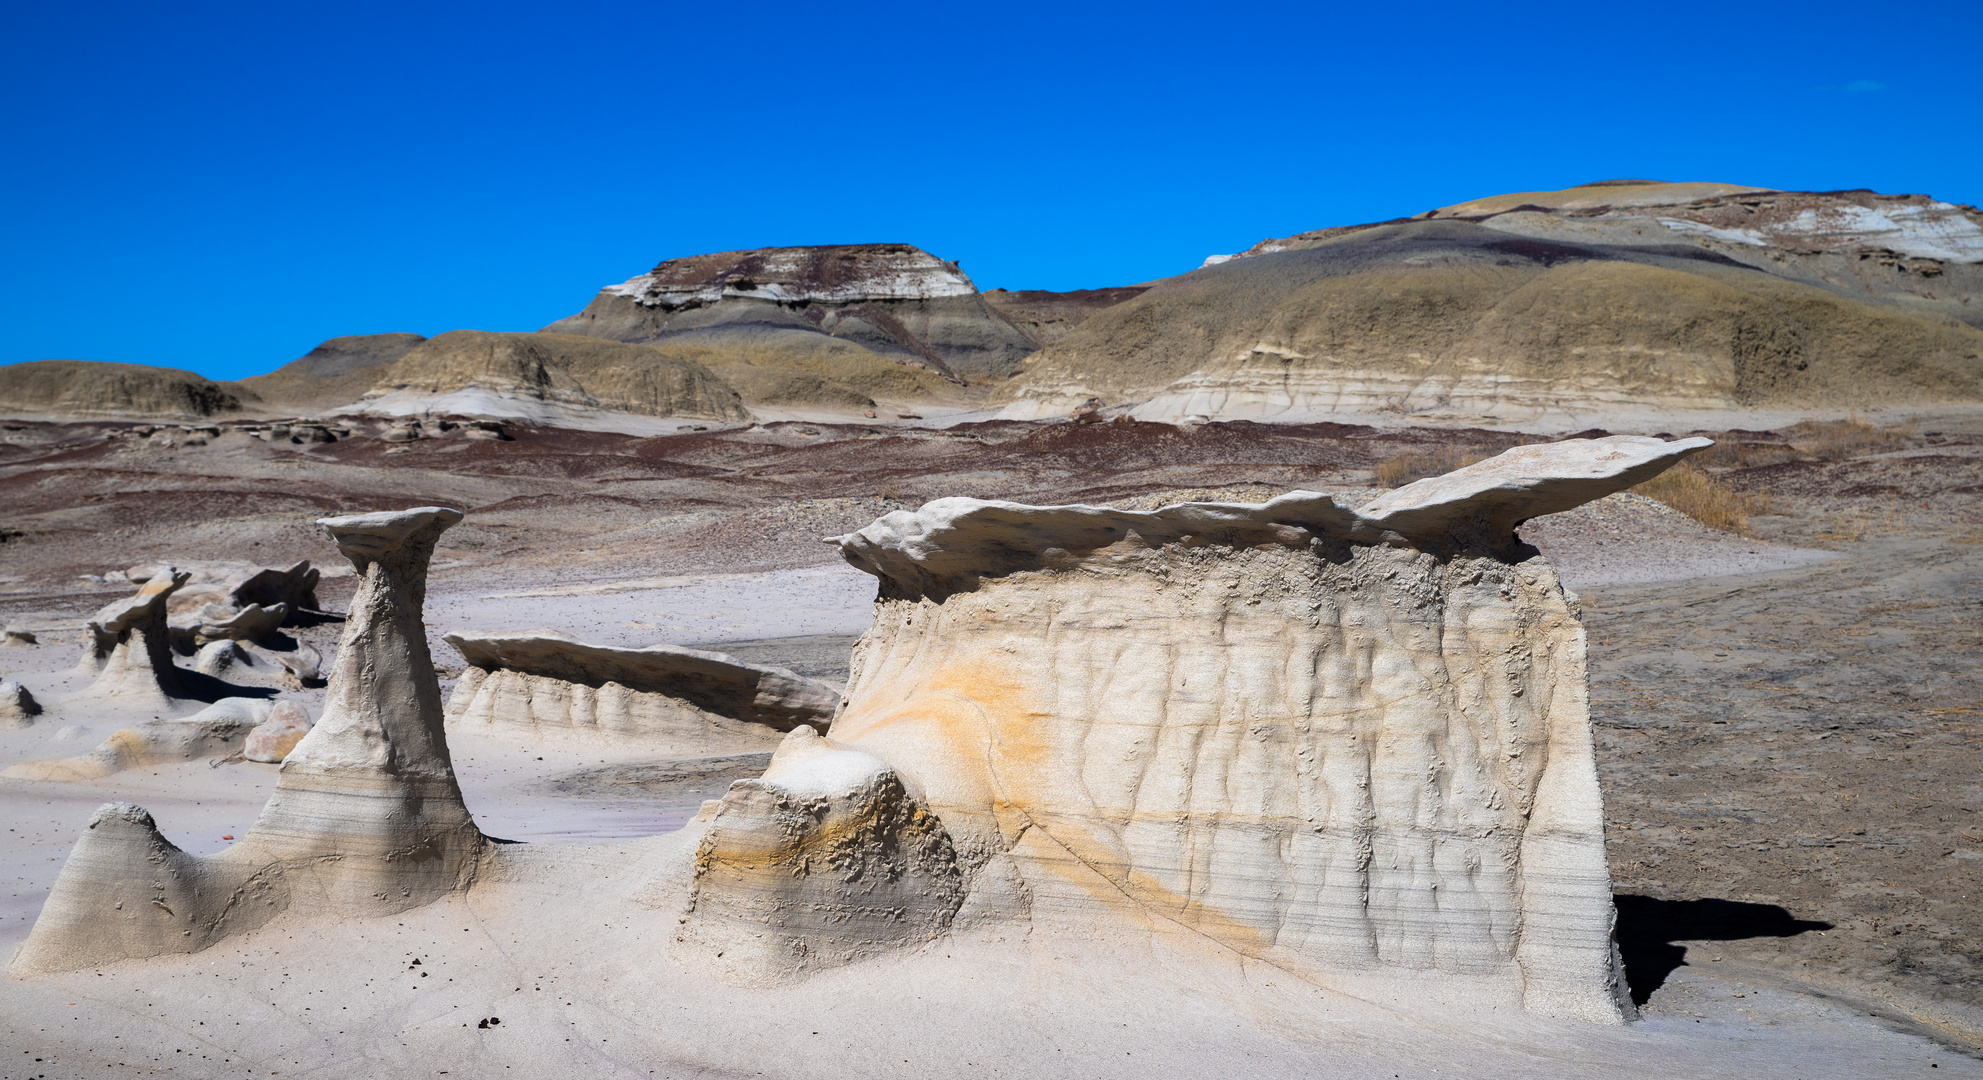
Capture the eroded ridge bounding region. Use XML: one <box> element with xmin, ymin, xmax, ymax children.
<box><xmin>11</xmin><ymin>507</ymin><xmax>488</xmax><ymax>976</ymax></box>
<box><xmin>685</xmin><ymin>437</ymin><xmax>1710</xmax><ymax>1021</ymax></box>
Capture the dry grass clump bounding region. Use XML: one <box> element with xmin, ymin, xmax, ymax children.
<box><xmin>1375</xmin><ymin>445</ymin><xmax>1498</xmax><ymax>487</ymax></box>
<box><xmin>1694</xmin><ymin>438</ymin><xmax>1803</xmax><ymax>469</ymax></box>
<box><xmin>1629</xmin><ymin>461</ymin><xmax>1757</xmax><ymax>536</ymax></box>
<box><xmin>1785</xmin><ymin>417</ymin><xmax>1917</xmax><ymax>461</ymax></box>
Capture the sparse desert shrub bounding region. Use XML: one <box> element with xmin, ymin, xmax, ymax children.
<box><xmin>1629</xmin><ymin>461</ymin><xmax>1755</xmax><ymax>536</ymax></box>
<box><xmin>1785</xmin><ymin>417</ymin><xmax>1917</xmax><ymax>461</ymax></box>
<box><xmin>1375</xmin><ymin>445</ymin><xmax>1497</xmax><ymax>487</ymax></box>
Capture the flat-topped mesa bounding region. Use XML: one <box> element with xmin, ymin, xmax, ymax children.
<box><xmin>605</xmin><ymin>245</ymin><xmax>979</xmax><ymax>307</ymax></box>
<box><xmin>445</xmin><ymin>630</ymin><xmax>838</xmax><ymax>753</ymax></box>
<box><xmin>546</xmin><ymin>243</ymin><xmax>1041</xmax><ymax>381</ymax></box>
<box><xmin>11</xmin><ymin>507</ymin><xmax>487</xmax><ymax>976</ymax></box>
<box><xmin>696</xmin><ymin>438</ymin><xmax>1707</xmax><ymax>1020</ymax></box>
<box><xmin>72</xmin><ymin>569</ymin><xmax>193</xmax><ymax>704</ymax></box>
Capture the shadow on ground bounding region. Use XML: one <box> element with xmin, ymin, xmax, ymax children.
<box><xmin>1614</xmin><ymin>894</ymin><xmax>1833</xmax><ymax>1005</ymax></box>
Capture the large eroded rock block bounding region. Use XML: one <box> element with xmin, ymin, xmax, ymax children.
<box><xmin>699</xmin><ymin>437</ymin><xmax>1706</xmax><ymax>1020</ymax></box>
<box><xmin>444</xmin><ymin>629</ymin><xmax>839</xmax><ymax>753</ymax></box>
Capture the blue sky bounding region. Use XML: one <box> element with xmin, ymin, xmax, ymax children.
<box><xmin>3</xmin><ymin>1</ymin><xmax>1977</xmax><ymax>381</ymax></box>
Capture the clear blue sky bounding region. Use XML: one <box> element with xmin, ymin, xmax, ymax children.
<box><xmin>3</xmin><ymin>1</ymin><xmax>1976</xmax><ymax>381</ymax></box>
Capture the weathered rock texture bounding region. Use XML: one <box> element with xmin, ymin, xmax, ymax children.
<box><xmin>684</xmin><ymin>726</ymin><xmax>965</xmax><ymax>975</ymax></box>
<box><xmin>546</xmin><ymin>244</ymin><xmax>1041</xmax><ymax>386</ymax></box>
<box><xmin>73</xmin><ymin>570</ymin><xmax>193</xmax><ymax>705</ymax></box>
<box><xmin>444</xmin><ymin>629</ymin><xmax>838</xmax><ymax>753</ymax></box>
<box><xmin>10</xmin><ymin>507</ymin><xmax>489</xmax><ymax>976</ymax></box>
<box><xmin>688</xmin><ymin>437</ymin><xmax>1705</xmax><ymax>1021</ymax></box>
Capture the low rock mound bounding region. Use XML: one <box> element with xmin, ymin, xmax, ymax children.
<box><xmin>444</xmin><ymin>629</ymin><xmax>839</xmax><ymax>754</ymax></box>
<box><xmin>240</xmin><ymin>332</ymin><xmax>427</xmax><ymax>411</ymax></box>
<box><xmin>0</xmin><ymin>360</ymin><xmax>257</xmax><ymax>421</ymax></box>
<box><xmin>356</xmin><ymin>330</ymin><xmax>753</xmax><ymax>424</ymax></box>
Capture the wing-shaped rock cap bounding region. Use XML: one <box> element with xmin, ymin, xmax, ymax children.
<box><xmin>829</xmin><ymin>492</ymin><xmax>1368</xmax><ymax>598</ymax></box>
<box><xmin>317</xmin><ymin>507</ymin><xmax>465</xmax><ymax>564</ymax></box>
<box><xmin>1356</xmin><ymin>435</ymin><xmax>1714</xmax><ymax>542</ymax></box>
<box><xmin>829</xmin><ymin>436</ymin><xmax>1712</xmax><ymax>595</ymax></box>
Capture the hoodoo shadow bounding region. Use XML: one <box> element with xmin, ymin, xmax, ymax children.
<box><xmin>1614</xmin><ymin>894</ymin><xmax>1834</xmax><ymax>1005</ymax></box>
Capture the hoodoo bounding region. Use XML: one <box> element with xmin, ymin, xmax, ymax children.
<box><xmin>72</xmin><ymin>569</ymin><xmax>194</xmax><ymax>705</ymax></box>
<box><xmin>686</xmin><ymin>436</ymin><xmax>1709</xmax><ymax>1021</ymax></box>
<box><xmin>10</xmin><ymin>507</ymin><xmax>487</xmax><ymax>975</ymax></box>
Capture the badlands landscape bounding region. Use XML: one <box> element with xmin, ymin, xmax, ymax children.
<box><xmin>1</xmin><ymin>180</ymin><xmax>1982</xmax><ymax>1077</ymax></box>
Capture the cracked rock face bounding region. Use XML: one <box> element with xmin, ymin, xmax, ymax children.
<box><xmin>713</xmin><ymin>438</ymin><xmax>1702</xmax><ymax>1021</ymax></box>
<box><xmin>11</xmin><ymin>507</ymin><xmax>486</xmax><ymax>976</ymax></box>
<box><xmin>444</xmin><ymin>629</ymin><xmax>838</xmax><ymax>753</ymax></box>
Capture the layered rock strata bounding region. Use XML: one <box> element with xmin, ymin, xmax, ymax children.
<box><xmin>11</xmin><ymin>507</ymin><xmax>488</xmax><ymax>975</ymax></box>
<box><xmin>546</xmin><ymin>244</ymin><xmax>1041</xmax><ymax>381</ymax></box>
<box><xmin>688</xmin><ymin>436</ymin><xmax>1705</xmax><ymax>1022</ymax></box>
<box><xmin>445</xmin><ymin>629</ymin><xmax>838</xmax><ymax>754</ymax></box>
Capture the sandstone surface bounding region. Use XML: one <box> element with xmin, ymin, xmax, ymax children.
<box><xmin>8</xmin><ymin>506</ymin><xmax>489</xmax><ymax>974</ymax></box>
<box><xmin>683</xmin><ymin>725</ymin><xmax>965</xmax><ymax>976</ymax></box>
<box><xmin>444</xmin><ymin>628</ymin><xmax>838</xmax><ymax>753</ymax></box>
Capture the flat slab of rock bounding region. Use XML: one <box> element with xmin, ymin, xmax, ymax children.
<box><xmin>445</xmin><ymin>629</ymin><xmax>838</xmax><ymax>732</ymax></box>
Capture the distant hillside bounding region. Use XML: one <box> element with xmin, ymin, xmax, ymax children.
<box><xmin>0</xmin><ymin>360</ymin><xmax>258</xmax><ymax>421</ymax></box>
<box><xmin>358</xmin><ymin>331</ymin><xmax>751</xmax><ymax>423</ymax></box>
<box><xmin>242</xmin><ymin>333</ymin><xmax>427</xmax><ymax>411</ymax></box>
<box><xmin>544</xmin><ymin>244</ymin><xmax>1040</xmax><ymax>392</ymax></box>
<box><xmin>998</xmin><ymin>182</ymin><xmax>1983</xmax><ymax>422</ymax></box>
<box><xmin>982</xmin><ymin>287</ymin><xmax>1150</xmax><ymax>346</ymax></box>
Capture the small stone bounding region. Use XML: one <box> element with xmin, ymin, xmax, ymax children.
<box><xmin>243</xmin><ymin>701</ymin><xmax>313</xmax><ymax>763</ymax></box>
<box><xmin>0</xmin><ymin>680</ymin><xmax>41</xmax><ymax>729</ymax></box>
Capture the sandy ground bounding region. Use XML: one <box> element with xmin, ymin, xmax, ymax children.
<box><xmin>2</xmin><ymin>411</ymin><xmax>1981</xmax><ymax>1075</ymax></box>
